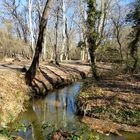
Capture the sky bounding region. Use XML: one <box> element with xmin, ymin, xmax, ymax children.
<box><xmin>120</xmin><ymin>0</ymin><xmax>134</xmax><ymax>5</ymax></box>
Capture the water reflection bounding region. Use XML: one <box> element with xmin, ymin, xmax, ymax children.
<box><xmin>15</xmin><ymin>82</ymin><xmax>140</xmax><ymax>140</ymax></box>
<box><xmin>16</xmin><ymin>83</ymin><xmax>82</xmax><ymax>140</ymax></box>
<box><xmin>17</xmin><ymin>104</ymin><xmax>44</xmax><ymax>140</ymax></box>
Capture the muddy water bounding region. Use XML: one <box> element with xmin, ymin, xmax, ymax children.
<box><xmin>14</xmin><ymin>82</ymin><xmax>140</xmax><ymax>140</ymax></box>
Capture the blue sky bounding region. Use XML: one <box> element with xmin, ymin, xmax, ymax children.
<box><xmin>120</xmin><ymin>0</ymin><xmax>134</xmax><ymax>5</ymax></box>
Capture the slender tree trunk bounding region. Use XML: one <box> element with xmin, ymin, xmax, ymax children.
<box><xmin>25</xmin><ymin>0</ymin><xmax>52</xmax><ymax>85</ymax></box>
<box><xmin>43</xmin><ymin>28</ymin><xmax>48</xmax><ymax>60</ymax></box>
<box><xmin>87</xmin><ymin>0</ymin><xmax>98</xmax><ymax>79</ymax></box>
<box><xmin>60</xmin><ymin>0</ymin><xmax>66</xmax><ymax>61</ymax></box>
<box><xmin>29</xmin><ymin>0</ymin><xmax>34</xmax><ymax>57</ymax></box>
<box><xmin>65</xmin><ymin>19</ymin><xmax>70</xmax><ymax>61</ymax></box>
<box><xmin>79</xmin><ymin>0</ymin><xmax>85</xmax><ymax>61</ymax></box>
<box><xmin>54</xmin><ymin>7</ymin><xmax>60</xmax><ymax>65</ymax></box>
<box><xmin>83</xmin><ymin>1</ymin><xmax>89</xmax><ymax>62</ymax></box>
<box><xmin>98</xmin><ymin>0</ymin><xmax>106</xmax><ymax>38</ymax></box>
<box><xmin>116</xmin><ymin>33</ymin><xmax>123</xmax><ymax>62</ymax></box>
<box><xmin>16</xmin><ymin>26</ymin><xmax>22</xmax><ymax>39</ymax></box>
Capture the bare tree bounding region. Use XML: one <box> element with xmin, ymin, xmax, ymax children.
<box><xmin>60</xmin><ymin>0</ymin><xmax>66</xmax><ymax>61</ymax></box>
<box><xmin>28</xmin><ymin>0</ymin><xmax>34</xmax><ymax>57</ymax></box>
<box><xmin>2</xmin><ymin>0</ymin><xmax>29</xmax><ymax>43</ymax></box>
<box><xmin>25</xmin><ymin>0</ymin><xmax>53</xmax><ymax>85</ymax></box>
<box><xmin>111</xmin><ymin>1</ymin><xmax>124</xmax><ymax>62</ymax></box>
<box><xmin>54</xmin><ymin>5</ymin><xmax>60</xmax><ymax>65</ymax></box>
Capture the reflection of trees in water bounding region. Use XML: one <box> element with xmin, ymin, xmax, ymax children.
<box><xmin>62</xmin><ymin>92</ymin><xmax>67</xmax><ymax>129</ymax></box>
<box><xmin>55</xmin><ymin>92</ymin><xmax>59</xmax><ymax>129</ymax></box>
<box><xmin>16</xmin><ymin>83</ymin><xmax>82</xmax><ymax>139</ymax></box>
<box><xmin>21</xmin><ymin>105</ymin><xmax>45</xmax><ymax>140</ymax></box>
<box><xmin>65</xmin><ymin>86</ymin><xmax>76</xmax><ymax>113</ymax></box>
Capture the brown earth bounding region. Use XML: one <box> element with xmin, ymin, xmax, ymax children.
<box><xmin>0</xmin><ymin>60</ymin><xmax>91</xmax><ymax>128</ymax></box>
<box><xmin>82</xmin><ymin>117</ymin><xmax>140</xmax><ymax>136</ymax></box>
<box><xmin>76</xmin><ymin>74</ymin><xmax>140</xmax><ymax>135</ymax></box>
<box><xmin>32</xmin><ymin>62</ymin><xmax>91</xmax><ymax>95</ymax></box>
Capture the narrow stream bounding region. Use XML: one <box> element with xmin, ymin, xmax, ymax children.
<box><xmin>14</xmin><ymin>82</ymin><xmax>140</xmax><ymax>140</ymax></box>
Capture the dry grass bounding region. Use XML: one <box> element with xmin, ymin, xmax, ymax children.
<box><xmin>0</xmin><ymin>70</ymin><xmax>30</xmax><ymax>127</ymax></box>
<box><xmin>0</xmin><ymin>135</ymin><xmax>8</xmax><ymax>140</ymax></box>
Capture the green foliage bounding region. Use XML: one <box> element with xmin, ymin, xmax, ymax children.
<box><xmin>0</xmin><ymin>127</ymin><xmax>11</xmax><ymax>138</ymax></box>
<box><xmin>68</xmin><ymin>135</ymin><xmax>83</xmax><ymax>140</ymax></box>
<box><xmin>88</xmin><ymin>133</ymin><xmax>99</xmax><ymax>140</ymax></box>
<box><xmin>13</xmin><ymin>123</ymin><xmax>28</xmax><ymax>133</ymax></box>
<box><xmin>42</xmin><ymin>122</ymin><xmax>51</xmax><ymax>129</ymax></box>
<box><xmin>77</xmin><ymin>41</ymin><xmax>86</xmax><ymax>49</ymax></box>
<box><xmin>0</xmin><ymin>122</ymin><xmax>29</xmax><ymax>139</ymax></box>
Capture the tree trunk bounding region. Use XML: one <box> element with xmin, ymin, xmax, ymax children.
<box><xmin>29</xmin><ymin>0</ymin><xmax>34</xmax><ymax>57</ymax></box>
<box><xmin>65</xmin><ymin>19</ymin><xmax>70</xmax><ymax>61</ymax></box>
<box><xmin>43</xmin><ymin>28</ymin><xmax>48</xmax><ymax>60</ymax></box>
<box><xmin>87</xmin><ymin>0</ymin><xmax>98</xmax><ymax>79</ymax></box>
<box><xmin>54</xmin><ymin>7</ymin><xmax>60</xmax><ymax>65</ymax></box>
<box><xmin>60</xmin><ymin>0</ymin><xmax>66</xmax><ymax>62</ymax></box>
<box><xmin>25</xmin><ymin>0</ymin><xmax>52</xmax><ymax>85</ymax></box>
<box><xmin>129</xmin><ymin>29</ymin><xmax>140</xmax><ymax>72</ymax></box>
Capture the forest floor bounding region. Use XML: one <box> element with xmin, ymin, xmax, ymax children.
<box><xmin>0</xmin><ymin>60</ymin><xmax>140</xmax><ymax>139</ymax></box>
<box><xmin>0</xmin><ymin>60</ymin><xmax>91</xmax><ymax>132</ymax></box>
<box><xmin>76</xmin><ymin>73</ymin><xmax>140</xmax><ymax>136</ymax></box>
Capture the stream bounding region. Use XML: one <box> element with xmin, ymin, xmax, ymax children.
<box><xmin>13</xmin><ymin>82</ymin><xmax>140</xmax><ymax>140</ymax></box>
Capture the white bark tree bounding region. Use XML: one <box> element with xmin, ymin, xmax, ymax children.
<box><xmin>29</xmin><ymin>0</ymin><xmax>34</xmax><ymax>57</ymax></box>
<box><xmin>60</xmin><ymin>0</ymin><xmax>66</xmax><ymax>61</ymax></box>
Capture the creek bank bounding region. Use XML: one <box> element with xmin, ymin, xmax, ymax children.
<box><xmin>0</xmin><ymin>70</ymin><xmax>30</xmax><ymax>127</ymax></box>
<box><xmin>31</xmin><ymin>63</ymin><xmax>91</xmax><ymax>95</ymax></box>
<box><xmin>0</xmin><ymin>61</ymin><xmax>91</xmax><ymax>128</ymax></box>
<box><xmin>76</xmin><ymin>74</ymin><xmax>140</xmax><ymax>135</ymax></box>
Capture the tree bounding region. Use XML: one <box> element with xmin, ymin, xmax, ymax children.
<box><xmin>79</xmin><ymin>0</ymin><xmax>88</xmax><ymax>62</ymax></box>
<box><xmin>60</xmin><ymin>0</ymin><xmax>66</xmax><ymax>61</ymax></box>
<box><xmin>54</xmin><ymin>5</ymin><xmax>60</xmax><ymax>65</ymax></box>
<box><xmin>111</xmin><ymin>0</ymin><xmax>125</xmax><ymax>62</ymax></box>
<box><xmin>2</xmin><ymin>0</ymin><xmax>29</xmax><ymax>43</ymax></box>
<box><xmin>87</xmin><ymin>0</ymin><xmax>98</xmax><ymax>79</ymax></box>
<box><xmin>25</xmin><ymin>0</ymin><xmax>53</xmax><ymax>85</ymax></box>
<box><xmin>28</xmin><ymin>0</ymin><xmax>35</xmax><ymax>57</ymax></box>
<box><xmin>126</xmin><ymin>0</ymin><xmax>140</xmax><ymax>72</ymax></box>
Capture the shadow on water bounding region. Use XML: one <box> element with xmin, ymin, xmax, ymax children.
<box><xmin>14</xmin><ymin>82</ymin><xmax>140</xmax><ymax>140</ymax></box>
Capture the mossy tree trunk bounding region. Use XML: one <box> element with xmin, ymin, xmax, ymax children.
<box><xmin>25</xmin><ymin>0</ymin><xmax>52</xmax><ymax>85</ymax></box>
<box><xmin>126</xmin><ymin>0</ymin><xmax>140</xmax><ymax>73</ymax></box>
<box><xmin>87</xmin><ymin>0</ymin><xmax>98</xmax><ymax>79</ymax></box>
<box><xmin>129</xmin><ymin>29</ymin><xmax>140</xmax><ymax>72</ymax></box>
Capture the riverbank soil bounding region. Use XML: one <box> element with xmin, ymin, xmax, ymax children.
<box><xmin>32</xmin><ymin>62</ymin><xmax>91</xmax><ymax>94</ymax></box>
<box><xmin>76</xmin><ymin>74</ymin><xmax>140</xmax><ymax>135</ymax></box>
<box><xmin>0</xmin><ymin>61</ymin><xmax>91</xmax><ymax>127</ymax></box>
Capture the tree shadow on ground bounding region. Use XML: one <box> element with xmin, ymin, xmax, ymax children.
<box><xmin>50</xmin><ymin>64</ymin><xmax>86</xmax><ymax>79</ymax></box>
<box><xmin>0</xmin><ymin>64</ymin><xmax>26</xmax><ymax>72</ymax></box>
<box><xmin>40</xmin><ymin>66</ymin><xmax>65</xmax><ymax>82</ymax></box>
<box><xmin>97</xmin><ymin>79</ymin><xmax>140</xmax><ymax>95</ymax></box>
<box><xmin>30</xmin><ymin>65</ymin><xmax>87</xmax><ymax>96</ymax></box>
